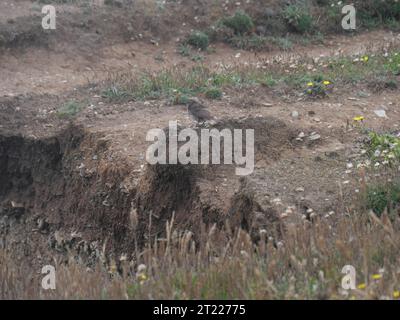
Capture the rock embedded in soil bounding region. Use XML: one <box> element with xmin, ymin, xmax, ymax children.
<box><xmin>308</xmin><ymin>133</ymin><xmax>321</xmax><ymax>141</ymax></box>
<box><xmin>291</xmin><ymin>111</ymin><xmax>299</xmax><ymax>118</ymax></box>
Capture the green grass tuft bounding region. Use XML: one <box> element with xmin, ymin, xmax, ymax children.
<box><xmin>221</xmin><ymin>11</ymin><xmax>254</xmax><ymax>35</ymax></box>
<box><xmin>186</xmin><ymin>31</ymin><xmax>209</xmax><ymax>51</ymax></box>
<box><xmin>57</xmin><ymin>101</ymin><xmax>83</xmax><ymax>118</ymax></box>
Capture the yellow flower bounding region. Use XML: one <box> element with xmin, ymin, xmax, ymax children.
<box><xmin>307</xmin><ymin>82</ymin><xmax>314</xmax><ymax>87</ymax></box>
<box><xmin>357</xmin><ymin>283</ymin><xmax>366</xmax><ymax>289</ymax></box>
<box><xmin>361</xmin><ymin>55</ymin><xmax>369</xmax><ymax>62</ymax></box>
<box><xmin>138</xmin><ymin>273</ymin><xmax>148</xmax><ymax>282</ymax></box>
<box><xmin>372</xmin><ymin>274</ymin><xmax>382</xmax><ymax>280</ymax></box>
<box><xmin>109</xmin><ymin>263</ymin><xmax>118</xmax><ymax>274</ymax></box>
<box><xmin>353</xmin><ymin>116</ymin><xmax>364</xmax><ymax>121</ymax></box>
<box><xmin>393</xmin><ymin>291</ymin><xmax>400</xmax><ymax>299</ymax></box>
<box><xmin>323</xmin><ymin>80</ymin><xmax>331</xmax><ymax>85</ymax></box>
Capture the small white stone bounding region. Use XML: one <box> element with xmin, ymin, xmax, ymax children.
<box><xmin>291</xmin><ymin>111</ymin><xmax>299</xmax><ymax>118</ymax></box>
<box><xmin>374</xmin><ymin>109</ymin><xmax>387</xmax><ymax>118</ymax></box>
<box><xmin>346</xmin><ymin>163</ymin><xmax>353</xmax><ymax>169</ymax></box>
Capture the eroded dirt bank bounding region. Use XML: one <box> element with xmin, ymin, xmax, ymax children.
<box><xmin>0</xmin><ymin>110</ymin><xmax>305</xmax><ymax>269</ymax></box>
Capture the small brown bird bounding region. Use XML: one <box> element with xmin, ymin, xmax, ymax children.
<box><xmin>187</xmin><ymin>98</ymin><xmax>213</xmax><ymax>123</ymax></box>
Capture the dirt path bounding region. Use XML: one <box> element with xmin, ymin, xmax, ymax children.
<box><xmin>1</xmin><ymin>29</ymin><xmax>398</xmax><ymax>96</ymax></box>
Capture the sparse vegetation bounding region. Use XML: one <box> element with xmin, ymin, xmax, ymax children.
<box><xmin>357</xmin><ymin>131</ymin><xmax>400</xmax><ymax>218</ymax></box>
<box><xmin>357</xmin><ymin>0</ymin><xmax>400</xmax><ymax>28</ymax></box>
<box><xmin>367</xmin><ymin>75</ymin><xmax>398</xmax><ymax>92</ymax></box>
<box><xmin>283</xmin><ymin>3</ymin><xmax>314</xmax><ymax>34</ymax></box>
<box><xmin>384</xmin><ymin>52</ymin><xmax>400</xmax><ymax>75</ymax></box>
<box><xmin>366</xmin><ymin>182</ymin><xmax>400</xmax><ymax>217</ymax></box>
<box><xmin>103</xmin><ymin>65</ymin><xmax>251</xmax><ymax>101</ymax></box>
<box><xmin>57</xmin><ymin>100</ymin><xmax>83</xmax><ymax>118</ymax></box>
<box><xmin>229</xmin><ymin>34</ymin><xmax>270</xmax><ymax>51</ymax></box>
<box><xmin>102</xmin><ymin>85</ymin><xmax>131</xmax><ymax>102</ymax></box>
<box><xmin>270</xmin><ymin>36</ymin><xmax>293</xmax><ymax>50</ymax></box>
<box><xmin>169</xmin><ymin>90</ymin><xmax>191</xmax><ymax>105</ymax></box>
<box><xmin>178</xmin><ymin>44</ymin><xmax>191</xmax><ymax>57</ymax></box>
<box><xmin>2</xmin><ymin>210</ymin><xmax>400</xmax><ymax>299</ymax></box>
<box><xmin>367</xmin><ymin>132</ymin><xmax>400</xmax><ymax>166</ymax></box>
<box><xmin>186</xmin><ymin>31</ymin><xmax>209</xmax><ymax>51</ymax></box>
<box><xmin>166</xmin><ymin>0</ymin><xmax>400</xmax><ymax>54</ymax></box>
<box><xmin>191</xmin><ymin>54</ymin><xmax>205</xmax><ymax>62</ymax></box>
<box><xmin>101</xmin><ymin>48</ymin><xmax>400</xmax><ymax>102</ymax></box>
<box><xmin>204</xmin><ymin>86</ymin><xmax>223</xmax><ymax>99</ymax></box>
<box><xmin>221</xmin><ymin>10</ymin><xmax>254</xmax><ymax>35</ymax></box>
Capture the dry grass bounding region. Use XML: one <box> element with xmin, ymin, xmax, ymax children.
<box><xmin>1</xmin><ymin>207</ymin><xmax>400</xmax><ymax>300</ymax></box>
<box><xmin>99</xmin><ymin>43</ymin><xmax>400</xmax><ymax>104</ymax></box>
